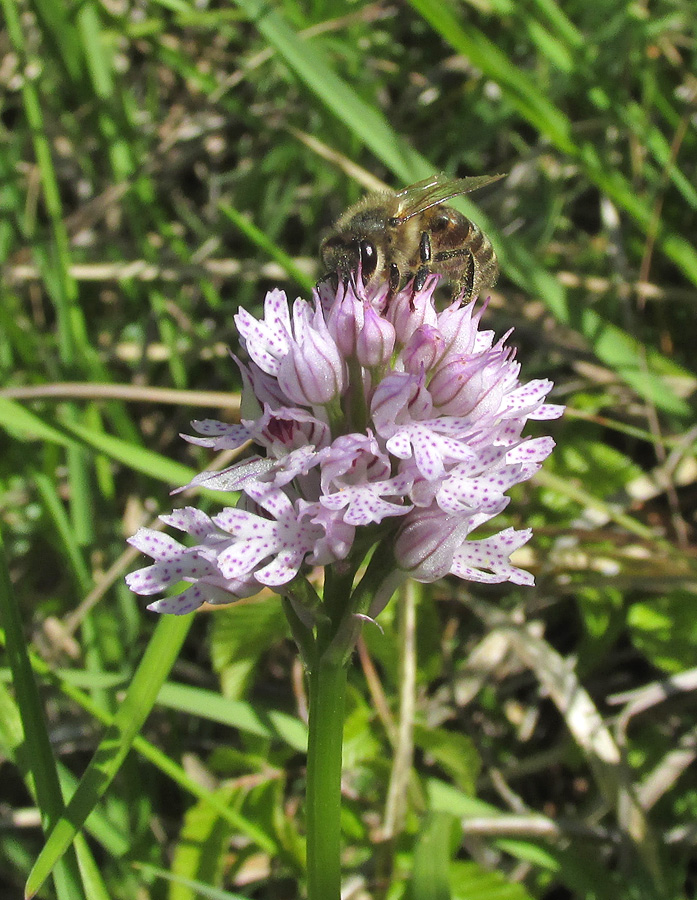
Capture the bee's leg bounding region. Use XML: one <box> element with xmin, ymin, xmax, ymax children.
<box><xmin>413</xmin><ymin>265</ymin><xmax>430</xmax><ymax>292</ymax></box>
<box><xmin>317</xmin><ymin>270</ymin><xmax>340</xmax><ymax>292</ymax></box>
<box><xmin>457</xmin><ymin>252</ymin><xmax>476</xmax><ymax>303</ymax></box>
<box><xmin>409</xmin><ymin>231</ymin><xmax>433</xmax><ymax>296</ymax></box>
<box><xmin>433</xmin><ymin>248</ymin><xmax>476</xmax><ymax>302</ymax></box>
<box><xmin>419</xmin><ymin>230</ymin><xmax>432</xmax><ymax>264</ymax></box>
<box><xmin>389</xmin><ymin>263</ymin><xmax>401</xmax><ymax>293</ymax></box>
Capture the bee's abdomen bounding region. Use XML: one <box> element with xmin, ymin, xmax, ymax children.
<box><xmin>468</xmin><ymin>224</ymin><xmax>498</xmax><ymax>284</ymax></box>
<box><xmin>432</xmin><ymin>220</ymin><xmax>498</xmax><ymax>302</ymax></box>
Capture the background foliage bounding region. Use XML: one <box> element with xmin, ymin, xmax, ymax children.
<box><xmin>1</xmin><ymin>0</ymin><xmax>696</xmax><ymax>898</ymax></box>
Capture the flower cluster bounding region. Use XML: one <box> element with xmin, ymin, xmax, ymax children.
<box><xmin>127</xmin><ymin>275</ymin><xmax>562</xmax><ymax>615</ymax></box>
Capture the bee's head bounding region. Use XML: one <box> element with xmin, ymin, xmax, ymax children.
<box><xmin>320</xmin><ymin>234</ymin><xmax>380</xmax><ymax>284</ymax></box>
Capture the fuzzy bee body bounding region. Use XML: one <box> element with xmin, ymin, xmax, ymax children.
<box><xmin>320</xmin><ymin>173</ymin><xmax>502</xmax><ymax>302</ymax></box>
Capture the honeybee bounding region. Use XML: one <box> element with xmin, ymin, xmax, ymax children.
<box><xmin>320</xmin><ymin>173</ymin><xmax>503</xmax><ymax>302</ymax></box>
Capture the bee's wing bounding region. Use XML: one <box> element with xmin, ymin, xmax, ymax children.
<box><xmin>393</xmin><ymin>173</ymin><xmax>504</xmax><ymax>223</ymax></box>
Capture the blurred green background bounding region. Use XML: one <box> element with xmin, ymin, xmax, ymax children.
<box><xmin>1</xmin><ymin>0</ymin><xmax>696</xmax><ymax>898</ymax></box>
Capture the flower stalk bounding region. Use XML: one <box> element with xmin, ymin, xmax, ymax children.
<box><xmin>306</xmin><ymin>653</ymin><xmax>348</xmax><ymax>900</ymax></box>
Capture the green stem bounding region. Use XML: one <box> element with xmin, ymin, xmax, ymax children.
<box><xmin>306</xmin><ymin>656</ymin><xmax>348</xmax><ymax>900</ymax></box>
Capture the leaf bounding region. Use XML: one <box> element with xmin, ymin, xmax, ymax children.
<box><xmin>0</xmin><ymin>683</ymin><xmax>130</xmax><ymax>858</ymax></box>
<box><xmin>136</xmin><ymin>862</ymin><xmax>251</xmax><ymax>900</ymax></box>
<box><xmin>450</xmin><ymin>860</ymin><xmax>534</xmax><ymax>900</ymax></box>
<box><xmin>426</xmin><ymin>778</ymin><xmax>621</xmax><ymax>900</ymax></box>
<box><xmin>231</xmin><ymin>0</ymin><xmax>422</xmax><ymax>182</ymax></box>
<box><xmin>209</xmin><ymin>598</ymin><xmax>288</xmax><ymax>699</ymax></box>
<box><xmin>409</xmin><ymin>811</ymin><xmax>458</xmax><ymax>900</ymax></box>
<box><xmin>342</xmin><ymin>690</ymin><xmax>382</xmax><ymax>769</ymax></box>
<box><xmin>628</xmin><ymin>591</ymin><xmax>697</xmax><ymax>674</ymax></box>
<box><xmin>157</xmin><ymin>681</ymin><xmax>308</xmax><ymax>753</ymax></box>
<box><xmin>413</xmin><ymin>724</ymin><xmax>481</xmax><ymax>795</ymax></box>
<box><xmin>0</xmin><ymin>397</ymin><xmax>76</xmax><ymax>447</ymax></box>
<box><xmin>24</xmin><ymin>645</ymin><xmax>279</xmax><ymax>857</ymax></box>
<box><xmin>220</xmin><ymin>203</ymin><xmax>315</xmax><ymax>293</ymax></box>
<box><xmin>59</xmin><ymin>417</ymin><xmax>194</xmax><ymax>486</ymax></box>
<box><xmin>25</xmin><ymin>614</ymin><xmax>193</xmax><ymax>898</ymax></box>
<box><xmin>0</xmin><ymin>532</ymin><xmax>89</xmax><ymax>900</ymax></box>
<box><xmin>168</xmin><ymin>784</ymin><xmax>241</xmax><ymax>900</ymax></box>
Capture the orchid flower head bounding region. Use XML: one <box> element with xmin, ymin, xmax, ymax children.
<box><xmin>128</xmin><ymin>274</ymin><xmax>562</xmax><ymax>614</ymax></box>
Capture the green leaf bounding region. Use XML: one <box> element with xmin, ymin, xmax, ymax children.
<box><xmin>342</xmin><ymin>690</ymin><xmax>382</xmax><ymax>769</ymax></box>
<box><xmin>209</xmin><ymin>598</ymin><xmax>288</xmax><ymax>699</ymax></box>
<box><xmin>220</xmin><ymin>203</ymin><xmax>315</xmax><ymax>293</ymax></box>
<box><xmin>231</xmin><ymin>0</ymin><xmax>422</xmax><ymax>182</ymax></box>
<box><xmin>59</xmin><ymin>417</ymin><xmax>194</xmax><ymax>486</ymax></box>
<box><xmin>25</xmin><ymin>614</ymin><xmax>193</xmax><ymax>898</ymax></box>
<box><xmin>413</xmin><ymin>724</ymin><xmax>481</xmax><ymax>795</ymax></box>
<box><xmin>135</xmin><ymin>862</ymin><xmax>251</xmax><ymax>900</ymax></box>
<box><xmin>558</xmin><ymin>437</ymin><xmax>642</xmax><ymax>496</ymax></box>
<box><xmin>575</xmin><ymin>587</ymin><xmax>626</xmax><ymax>672</ymax></box>
<box><xmin>427</xmin><ymin>778</ymin><xmax>561</xmax><ymax>871</ymax></box>
<box><xmin>628</xmin><ymin>591</ymin><xmax>697</xmax><ymax>674</ymax></box>
<box><xmin>450</xmin><ymin>860</ymin><xmax>535</xmax><ymax>900</ymax></box>
<box><xmin>157</xmin><ymin>681</ymin><xmax>308</xmax><ymax>753</ymax></box>
<box><xmin>426</xmin><ymin>778</ymin><xmax>626</xmax><ymax>899</ymax></box>
<box><xmin>168</xmin><ymin>784</ymin><xmax>241</xmax><ymax>900</ymax></box>
<box><xmin>406</xmin><ymin>0</ymin><xmax>575</xmax><ymax>153</ymax></box>
<box><xmin>0</xmin><ymin>397</ymin><xmax>76</xmax><ymax>447</ymax></box>
<box><xmin>0</xmin><ymin>682</ymin><xmax>130</xmax><ymax>858</ymax></box>
<box><xmin>17</xmin><ymin>646</ymin><xmax>277</xmax><ymax>856</ymax></box>
<box><xmin>0</xmin><ymin>531</ymin><xmax>88</xmax><ymax>900</ymax></box>
<box><xmin>409</xmin><ymin>812</ymin><xmax>458</xmax><ymax>900</ymax></box>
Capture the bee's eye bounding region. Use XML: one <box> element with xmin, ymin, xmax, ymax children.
<box><xmin>359</xmin><ymin>240</ymin><xmax>377</xmax><ymax>279</ymax></box>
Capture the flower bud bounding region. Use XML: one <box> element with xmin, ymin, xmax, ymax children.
<box><xmin>278</xmin><ymin>300</ymin><xmax>346</xmax><ymax>405</ymax></box>
<box><xmin>394</xmin><ymin>505</ymin><xmax>470</xmax><ymax>582</ymax></box>
<box><xmin>326</xmin><ymin>280</ymin><xmax>363</xmax><ymax>357</ymax></box>
<box><xmin>401</xmin><ymin>325</ymin><xmax>445</xmax><ymax>374</ymax></box>
<box><xmin>386</xmin><ymin>281</ymin><xmax>438</xmax><ymax>345</ymax></box>
<box><xmin>428</xmin><ymin>355</ymin><xmax>488</xmax><ymax>415</ymax></box>
<box><xmin>356</xmin><ymin>303</ymin><xmax>395</xmax><ymax>367</ymax></box>
<box><xmin>436</xmin><ymin>299</ymin><xmax>482</xmax><ymax>358</ymax></box>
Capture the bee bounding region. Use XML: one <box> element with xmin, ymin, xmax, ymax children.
<box><xmin>320</xmin><ymin>173</ymin><xmax>503</xmax><ymax>302</ymax></box>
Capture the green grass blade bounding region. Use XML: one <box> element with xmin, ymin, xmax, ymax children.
<box><xmin>231</xmin><ymin>0</ymin><xmax>422</xmax><ymax>182</ymax></box>
<box><xmin>410</xmin><ymin>812</ymin><xmax>455</xmax><ymax>900</ymax></box>
<box><xmin>75</xmin><ymin>0</ymin><xmax>115</xmax><ymax>100</ymax></box>
<box><xmin>0</xmin><ymin>531</ymin><xmax>87</xmax><ymax>900</ymax></box>
<box><xmin>220</xmin><ymin>202</ymin><xmax>315</xmax><ymax>293</ymax></box>
<box><xmin>408</xmin><ymin>0</ymin><xmax>697</xmax><ymax>288</ymax></box>
<box><xmin>59</xmin><ymin>417</ymin><xmax>195</xmax><ymax>486</ymax></box>
<box><xmin>0</xmin><ymin>685</ymin><xmax>130</xmax><ymax>858</ymax></box>
<box><xmin>67</xmin><ymin>837</ymin><xmax>112</xmax><ymax>900</ymax></box>
<box><xmin>2</xmin><ymin>0</ymin><xmax>84</xmax><ymax>364</ymax></box>
<box><xmin>11</xmin><ymin>651</ymin><xmax>279</xmax><ymax>858</ymax></box>
<box><xmin>34</xmin><ymin>472</ymin><xmax>92</xmax><ymax>590</ymax></box>
<box><xmin>407</xmin><ymin>0</ymin><xmax>575</xmax><ymax>152</ymax></box>
<box><xmin>25</xmin><ymin>614</ymin><xmax>193</xmax><ymax>898</ymax></box>
<box><xmin>528</xmin><ymin>0</ymin><xmax>585</xmax><ymax>49</ymax></box>
<box><xmin>135</xmin><ymin>862</ymin><xmax>252</xmax><ymax>900</ymax></box>
<box><xmin>157</xmin><ymin>681</ymin><xmax>308</xmax><ymax>752</ymax></box>
<box><xmin>29</xmin><ymin>0</ymin><xmax>85</xmax><ymax>83</ymax></box>
<box><xmin>0</xmin><ymin>399</ymin><xmax>196</xmax><ymax>486</ymax></box>
<box><xmin>426</xmin><ymin>779</ymin><xmax>619</xmax><ymax>899</ymax></box>
<box><xmin>0</xmin><ymin>398</ymin><xmax>77</xmax><ymax>446</ymax></box>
